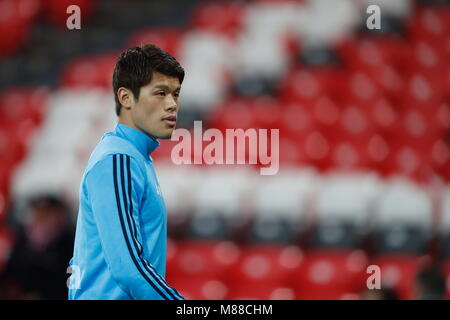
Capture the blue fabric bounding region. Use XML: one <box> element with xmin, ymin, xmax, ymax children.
<box><xmin>68</xmin><ymin>124</ymin><xmax>183</xmax><ymax>300</ymax></box>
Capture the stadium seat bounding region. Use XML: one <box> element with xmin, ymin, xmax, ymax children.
<box><xmin>430</xmin><ymin>138</ymin><xmax>450</xmax><ymax>178</ymax></box>
<box><xmin>279</xmin><ymin>67</ymin><xmax>346</xmax><ymax>104</ymax></box>
<box><xmin>372</xmin><ymin>179</ymin><xmax>434</xmax><ymax>254</ymax></box>
<box><xmin>43</xmin><ymin>0</ymin><xmax>97</xmax><ymax>28</ymax></box>
<box><xmin>326</xmin><ymin>104</ymin><xmax>384</xmax><ymax>170</ymax></box>
<box><xmin>311</xmin><ymin>172</ymin><xmax>381</xmax><ymax>248</ymax></box>
<box><xmin>167</xmin><ymin>239</ymin><xmax>241</xmax><ymax>281</ymax></box>
<box><xmin>59</xmin><ymin>53</ymin><xmax>118</xmax><ymax>89</ymax></box>
<box><xmin>438</xmin><ymin>188</ymin><xmax>450</xmax><ymax>259</ymax></box>
<box><xmin>0</xmin><ymin>226</ymin><xmax>13</xmax><ymax>273</ymax></box>
<box><xmin>251</xmin><ymin>168</ymin><xmax>316</xmax><ymax>242</ymax></box>
<box><xmin>207</xmin><ymin>96</ymin><xmax>259</xmax><ymax>130</ymax></box>
<box><xmin>0</xmin><ymin>125</ymin><xmax>26</xmax><ymax>170</ymax></box>
<box><xmin>0</xmin><ymin>189</ymin><xmax>6</xmax><ymax>221</ymax></box>
<box><xmin>0</xmin><ymin>87</ymin><xmax>49</xmax><ymax>127</ymax></box>
<box><xmin>343</xmin><ymin>71</ymin><xmax>385</xmax><ymax>105</ymax></box>
<box><xmin>126</xmin><ymin>28</ymin><xmax>184</xmax><ymax>58</ymax></box>
<box><xmin>293</xmin><ymin>249</ymin><xmax>368</xmax><ymax>300</ymax></box>
<box><xmin>407</xmin><ymin>7</ymin><xmax>450</xmax><ymax>46</ymax></box>
<box><xmin>227</xmin><ymin>244</ymin><xmax>303</xmax><ymax>291</ymax></box>
<box><xmin>0</xmin><ymin>0</ymin><xmax>40</xmax><ymax>58</ymax></box>
<box><xmin>171</xmin><ymin>277</ymin><xmax>229</xmax><ymax>300</ymax></box>
<box><xmin>227</xmin><ymin>282</ymin><xmax>296</xmax><ymax>300</ymax></box>
<box><xmin>369</xmin><ymin>254</ymin><xmax>429</xmax><ymax>300</ymax></box>
<box><xmin>177</xmin><ymin>30</ymin><xmax>233</xmax><ymax>109</ymax></box>
<box><xmin>189</xmin><ymin>0</ymin><xmax>245</xmax><ymax>40</ymax></box>
<box><xmin>442</xmin><ymin>260</ymin><xmax>450</xmax><ymax>300</ymax></box>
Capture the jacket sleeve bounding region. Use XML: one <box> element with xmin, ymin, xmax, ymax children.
<box><xmin>85</xmin><ymin>153</ymin><xmax>184</xmax><ymax>300</ymax></box>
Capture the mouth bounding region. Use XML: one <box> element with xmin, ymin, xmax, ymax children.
<box><xmin>162</xmin><ymin>115</ymin><xmax>177</xmax><ymax>127</ymax></box>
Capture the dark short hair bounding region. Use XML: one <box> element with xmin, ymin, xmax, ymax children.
<box><xmin>112</xmin><ymin>44</ymin><xmax>185</xmax><ymax>116</ymax></box>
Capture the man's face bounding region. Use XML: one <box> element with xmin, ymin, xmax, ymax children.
<box><xmin>128</xmin><ymin>72</ymin><xmax>181</xmax><ymax>140</ymax></box>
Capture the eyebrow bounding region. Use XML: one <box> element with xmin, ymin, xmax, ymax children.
<box><xmin>153</xmin><ymin>85</ymin><xmax>181</xmax><ymax>92</ymax></box>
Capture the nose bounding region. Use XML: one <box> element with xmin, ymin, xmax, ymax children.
<box><xmin>165</xmin><ymin>95</ymin><xmax>178</xmax><ymax>112</ymax></box>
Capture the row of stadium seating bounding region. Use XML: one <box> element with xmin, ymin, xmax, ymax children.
<box><xmin>166</xmin><ymin>238</ymin><xmax>450</xmax><ymax>300</ymax></box>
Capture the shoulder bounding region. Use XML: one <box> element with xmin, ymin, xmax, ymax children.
<box><xmin>85</xmin><ymin>134</ymin><xmax>146</xmax><ymax>177</ymax></box>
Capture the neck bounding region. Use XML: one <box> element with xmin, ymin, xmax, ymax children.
<box><xmin>117</xmin><ymin>115</ymin><xmax>158</xmax><ymax>142</ymax></box>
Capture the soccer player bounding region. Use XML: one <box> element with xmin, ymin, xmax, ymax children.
<box><xmin>68</xmin><ymin>44</ymin><xmax>185</xmax><ymax>300</ymax></box>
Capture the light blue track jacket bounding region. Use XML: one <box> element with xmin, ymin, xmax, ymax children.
<box><xmin>68</xmin><ymin>123</ymin><xmax>183</xmax><ymax>300</ymax></box>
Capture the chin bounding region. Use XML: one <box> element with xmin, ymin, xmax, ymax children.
<box><xmin>157</xmin><ymin>131</ymin><xmax>174</xmax><ymax>140</ymax></box>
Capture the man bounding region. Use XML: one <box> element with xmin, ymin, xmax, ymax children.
<box><xmin>68</xmin><ymin>44</ymin><xmax>184</xmax><ymax>300</ymax></box>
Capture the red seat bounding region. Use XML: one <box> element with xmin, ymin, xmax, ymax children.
<box><xmin>0</xmin><ymin>172</ymin><xmax>10</xmax><ymax>222</ymax></box>
<box><xmin>431</xmin><ymin>138</ymin><xmax>450</xmax><ymax>180</ymax></box>
<box><xmin>228</xmin><ymin>283</ymin><xmax>296</xmax><ymax>300</ymax></box>
<box><xmin>310</xmin><ymin>96</ymin><xmax>341</xmax><ymax>129</ymax></box>
<box><xmin>0</xmin><ymin>87</ymin><xmax>49</xmax><ymax>127</ymax></box>
<box><xmin>189</xmin><ymin>1</ymin><xmax>245</xmax><ymax>39</ymax></box>
<box><xmin>407</xmin><ymin>7</ymin><xmax>450</xmax><ymax>47</ymax></box>
<box><xmin>0</xmin><ymin>226</ymin><xmax>13</xmax><ymax>272</ymax></box>
<box><xmin>170</xmin><ymin>277</ymin><xmax>229</xmax><ymax>300</ymax></box>
<box><xmin>60</xmin><ymin>53</ymin><xmax>118</xmax><ymax>88</ymax></box>
<box><xmin>363</xmin><ymin>64</ymin><xmax>405</xmax><ymax>102</ymax></box>
<box><xmin>279</xmin><ymin>101</ymin><xmax>315</xmax><ymax>139</ymax></box>
<box><xmin>0</xmin><ymin>87</ymin><xmax>44</xmax><ymax>159</ymax></box>
<box><xmin>166</xmin><ymin>239</ymin><xmax>239</xmax><ymax>300</ymax></box>
<box><xmin>207</xmin><ymin>96</ymin><xmax>260</xmax><ymax>131</ymax></box>
<box><xmin>126</xmin><ymin>28</ymin><xmax>184</xmax><ymax>58</ymax></box>
<box><xmin>406</xmin><ymin>40</ymin><xmax>447</xmax><ymax>78</ymax></box>
<box><xmin>279</xmin><ymin>67</ymin><xmax>346</xmax><ymax>105</ymax></box>
<box><xmin>336</xmin><ymin>36</ymin><xmax>410</xmax><ymax>73</ymax></box>
<box><xmin>0</xmin><ymin>0</ymin><xmax>39</xmax><ymax>58</ymax></box>
<box><xmin>250</xmin><ymin>96</ymin><xmax>282</xmax><ymax>129</ymax></box>
<box><xmin>279</xmin><ymin>136</ymin><xmax>304</xmax><ymax>167</ymax></box>
<box><xmin>167</xmin><ymin>239</ymin><xmax>241</xmax><ymax>281</ymax></box>
<box><xmin>228</xmin><ymin>244</ymin><xmax>303</xmax><ymax>290</ymax></box>
<box><xmin>367</xmin><ymin>98</ymin><xmax>399</xmax><ymax>135</ymax></box>
<box><xmin>370</xmin><ymin>254</ymin><xmax>430</xmax><ymax>300</ymax></box>
<box><xmin>442</xmin><ymin>260</ymin><xmax>450</xmax><ymax>300</ymax></box>
<box><xmin>343</xmin><ymin>71</ymin><xmax>385</xmax><ymax>105</ymax></box>
<box><xmin>0</xmin><ymin>126</ymin><xmax>26</xmax><ymax>169</ymax></box>
<box><xmin>297</xmin><ymin>129</ymin><xmax>333</xmax><ymax>171</ymax></box>
<box><xmin>43</xmin><ymin>0</ymin><xmax>97</xmax><ymax>28</ymax></box>
<box><xmin>401</xmin><ymin>72</ymin><xmax>446</xmax><ymax>110</ymax></box>
<box><xmin>400</xmin><ymin>109</ymin><xmax>444</xmax><ymax>145</ymax></box>
<box><xmin>382</xmin><ymin>143</ymin><xmax>434</xmax><ymax>182</ymax></box>
<box><xmin>292</xmin><ymin>249</ymin><xmax>368</xmax><ymax>300</ymax></box>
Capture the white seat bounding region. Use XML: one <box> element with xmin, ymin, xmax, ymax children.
<box><xmin>155</xmin><ymin>164</ymin><xmax>203</xmax><ymax>215</ymax></box>
<box><xmin>359</xmin><ymin>0</ymin><xmax>412</xmax><ymax>18</ymax></box>
<box><xmin>253</xmin><ymin>167</ymin><xmax>317</xmax><ymax>221</ymax></box>
<box><xmin>374</xmin><ymin>178</ymin><xmax>433</xmax><ymax>230</ymax></box>
<box><xmin>314</xmin><ymin>171</ymin><xmax>382</xmax><ymax>227</ymax></box>
<box><xmin>297</xmin><ymin>0</ymin><xmax>359</xmax><ymax>47</ymax></box>
<box><xmin>191</xmin><ymin>167</ymin><xmax>255</xmax><ymax>218</ymax></box>
<box><xmin>440</xmin><ymin>187</ymin><xmax>450</xmax><ymax>232</ymax></box>
<box><xmin>178</xmin><ymin>31</ymin><xmax>232</xmax><ymax>110</ymax></box>
<box><xmin>11</xmin><ymin>88</ymin><xmax>115</xmax><ymax>221</ymax></box>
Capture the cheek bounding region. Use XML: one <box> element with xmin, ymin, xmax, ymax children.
<box><xmin>134</xmin><ymin>98</ymin><xmax>164</xmax><ymax>126</ymax></box>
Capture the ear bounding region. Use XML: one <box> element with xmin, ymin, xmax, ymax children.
<box><xmin>117</xmin><ymin>87</ymin><xmax>134</xmax><ymax>110</ymax></box>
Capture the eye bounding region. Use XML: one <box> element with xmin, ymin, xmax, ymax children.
<box><xmin>174</xmin><ymin>92</ymin><xmax>180</xmax><ymax>98</ymax></box>
<box><xmin>157</xmin><ymin>91</ymin><xmax>166</xmax><ymax>96</ymax></box>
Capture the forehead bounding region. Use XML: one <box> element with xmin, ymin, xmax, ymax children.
<box><xmin>145</xmin><ymin>72</ymin><xmax>180</xmax><ymax>90</ymax></box>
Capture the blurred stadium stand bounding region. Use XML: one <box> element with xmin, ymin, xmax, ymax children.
<box><xmin>0</xmin><ymin>0</ymin><xmax>449</xmax><ymax>299</ymax></box>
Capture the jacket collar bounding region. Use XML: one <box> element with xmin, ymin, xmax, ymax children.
<box><xmin>114</xmin><ymin>123</ymin><xmax>160</xmax><ymax>157</ymax></box>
